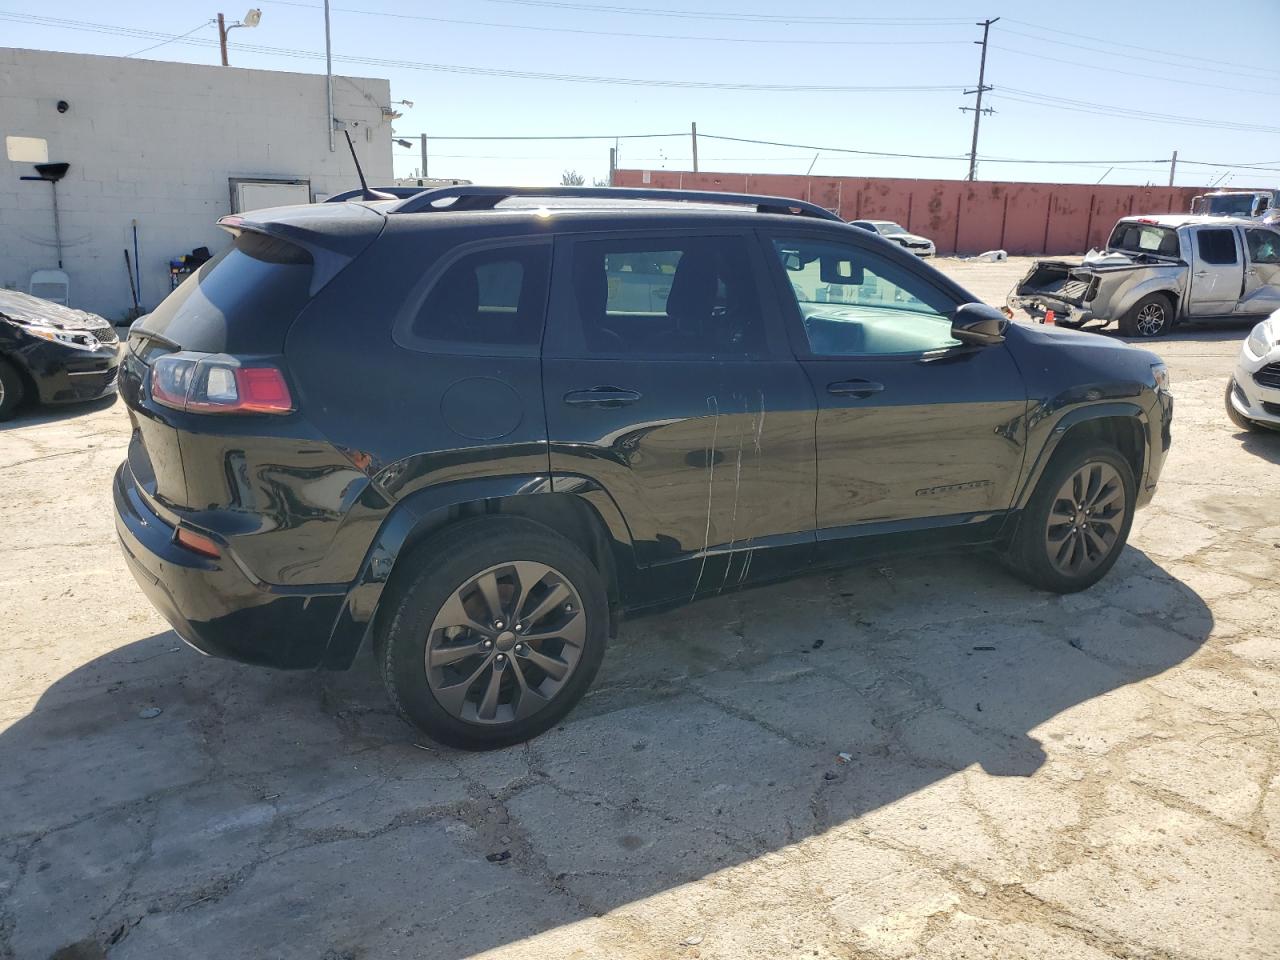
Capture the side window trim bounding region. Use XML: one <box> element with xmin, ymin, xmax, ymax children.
<box><xmin>544</xmin><ymin>227</ymin><xmax>788</xmax><ymax>361</ymax></box>
<box><xmin>391</xmin><ymin>235</ymin><xmax>553</xmax><ymax>357</ymax></box>
<box><xmin>757</xmin><ymin>227</ymin><xmax>964</xmax><ymax>361</ymax></box>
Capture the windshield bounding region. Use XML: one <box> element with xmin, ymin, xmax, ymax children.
<box><xmin>1204</xmin><ymin>195</ymin><xmax>1256</xmax><ymax>216</ymax></box>
<box><xmin>875</xmin><ymin>222</ymin><xmax>907</xmax><ymax>235</ymax></box>
<box><xmin>1108</xmin><ymin>222</ymin><xmax>1180</xmax><ymax>257</ymax></box>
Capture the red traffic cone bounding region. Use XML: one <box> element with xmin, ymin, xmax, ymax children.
<box><xmin>1044</xmin><ymin>309</ymin><xmax>1056</xmax><ymax>326</ymax></box>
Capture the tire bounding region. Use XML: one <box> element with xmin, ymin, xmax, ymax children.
<box><xmin>1119</xmin><ymin>293</ymin><xmax>1173</xmax><ymax>338</ymax></box>
<box><xmin>0</xmin><ymin>358</ymin><xmax>25</xmax><ymax>421</ymax></box>
<box><xmin>376</xmin><ymin>516</ymin><xmax>608</xmax><ymax>750</ymax></box>
<box><xmin>1225</xmin><ymin>378</ymin><xmax>1261</xmax><ymax>432</ymax></box>
<box><xmin>1005</xmin><ymin>442</ymin><xmax>1137</xmax><ymax>594</ymax></box>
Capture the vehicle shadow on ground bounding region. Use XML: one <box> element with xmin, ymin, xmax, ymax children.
<box><xmin>0</xmin><ymin>548</ymin><xmax>1212</xmax><ymax>959</ymax></box>
<box><xmin>0</xmin><ymin>392</ymin><xmax>118</xmax><ymax>431</ymax></box>
<box><xmin>1234</xmin><ymin>427</ymin><xmax>1280</xmax><ymax>463</ymax></box>
<box><xmin>1114</xmin><ymin>324</ymin><xmax>1251</xmax><ymax>346</ymax></box>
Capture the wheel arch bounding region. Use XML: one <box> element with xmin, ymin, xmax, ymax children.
<box><xmin>320</xmin><ymin>475</ymin><xmax>635</xmax><ymax>669</ymax></box>
<box><xmin>1015</xmin><ymin>404</ymin><xmax>1149</xmax><ymax>511</ymax></box>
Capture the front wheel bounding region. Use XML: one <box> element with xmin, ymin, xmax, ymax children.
<box><xmin>1119</xmin><ymin>294</ymin><xmax>1173</xmax><ymax>338</ymax></box>
<box><xmin>1005</xmin><ymin>443</ymin><xmax>1136</xmax><ymax>593</ymax></box>
<box><xmin>376</xmin><ymin>517</ymin><xmax>608</xmax><ymax>750</ymax></box>
<box><xmin>0</xmin><ymin>358</ymin><xmax>25</xmax><ymax>421</ymax></box>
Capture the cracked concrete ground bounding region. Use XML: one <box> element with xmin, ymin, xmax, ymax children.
<box><xmin>1</xmin><ymin>257</ymin><xmax>1278</xmax><ymax>960</ymax></box>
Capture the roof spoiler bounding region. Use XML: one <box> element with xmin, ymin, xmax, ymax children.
<box><xmin>217</xmin><ymin>212</ymin><xmax>382</xmax><ymax>296</ymax></box>
<box><xmin>376</xmin><ymin>185</ymin><xmax>843</xmax><ymax>221</ymax></box>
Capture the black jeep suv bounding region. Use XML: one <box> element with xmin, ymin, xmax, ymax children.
<box><xmin>115</xmin><ymin>186</ymin><xmax>1172</xmax><ymax>748</ymax></box>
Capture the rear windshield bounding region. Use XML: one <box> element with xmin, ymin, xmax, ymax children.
<box><xmin>134</xmin><ymin>233</ymin><xmax>314</xmax><ymax>356</ymax></box>
<box><xmin>1107</xmin><ymin>222</ymin><xmax>1180</xmax><ymax>258</ymax></box>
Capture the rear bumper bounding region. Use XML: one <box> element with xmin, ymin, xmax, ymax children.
<box><xmin>1008</xmin><ymin>293</ymin><xmax>1096</xmax><ymax>326</ymax></box>
<box><xmin>113</xmin><ymin>462</ymin><xmax>346</xmax><ymax>669</ymax></box>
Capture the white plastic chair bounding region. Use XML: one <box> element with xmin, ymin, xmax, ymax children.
<box><xmin>30</xmin><ymin>269</ymin><xmax>70</xmax><ymax>305</ymax></box>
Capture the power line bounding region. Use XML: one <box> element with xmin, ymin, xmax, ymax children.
<box><xmin>125</xmin><ymin>20</ymin><xmax>212</xmax><ymax>58</ymax></box>
<box><xmin>0</xmin><ymin>12</ymin><xmax>966</xmax><ymax>93</ymax></box>
<box><xmin>473</xmin><ymin>0</ymin><xmax>972</xmax><ymax>25</ymax></box>
<box><xmin>260</xmin><ymin>0</ymin><xmax>971</xmax><ymax>47</ymax></box>
<box><xmin>1004</xmin><ymin>16</ymin><xmax>1280</xmax><ymax>78</ymax></box>
<box><xmin>997</xmin><ymin>87</ymin><xmax>1280</xmax><ymax>135</ymax></box>
<box><xmin>991</xmin><ymin>45</ymin><xmax>1278</xmax><ymax>97</ymax></box>
<box><xmin>998</xmin><ymin>25</ymin><xmax>1280</xmax><ymax>82</ymax></box>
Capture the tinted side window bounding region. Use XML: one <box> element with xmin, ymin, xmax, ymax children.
<box><xmin>772</xmin><ymin>238</ymin><xmax>959</xmax><ymax>357</ymax></box>
<box><xmin>401</xmin><ymin>244</ymin><xmax>550</xmax><ymax>353</ymax></box>
<box><xmin>570</xmin><ymin>236</ymin><xmax>764</xmax><ymax>358</ymax></box>
<box><xmin>1197</xmin><ymin>229</ymin><xmax>1238</xmax><ymax>266</ymax></box>
<box><xmin>1245</xmin><ymin>229</ymin><xmax>1280</xmax><ymax>265</ymax></box>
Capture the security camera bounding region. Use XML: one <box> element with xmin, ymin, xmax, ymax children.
<box><xmin>56</xmin><ymin>100</ymin><xmax>69</xmax><ymax>113</ymax></box>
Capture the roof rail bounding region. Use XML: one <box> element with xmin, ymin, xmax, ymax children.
<box><xmin>324</xmin><ymin>185</ymin><xmax>430</xmax><ymax>203</ymax></box>
<box><xmin>387</xmin><ymin>185</ymin><xmax>844</xmax><ymax>221</ymax></box>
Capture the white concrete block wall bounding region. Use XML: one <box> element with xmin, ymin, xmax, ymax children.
<box><xmin>0</xmin><ymin>48</ymin><xmax>393</xmax><ymax>320</ymax></box>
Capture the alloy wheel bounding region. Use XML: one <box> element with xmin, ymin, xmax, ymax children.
<box><xmin>1134</xmin><ymin>302</ymin><xmax>1166</xmax><ymax>337</ymax></box>
<box><xmin>425</xmin><ymin>561</ymin><xmax>586</xmax><ymax>725</ymax></box>
<box><xmin>1044</xmin><ymin>461</ymin><xmax>1127</xmax><ymax>577</ymax></box>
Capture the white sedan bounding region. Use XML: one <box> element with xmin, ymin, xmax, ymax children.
<box><xmin>1226</xmin><ymin>310</ymin><xmax>1280</xmax><ymax>432</ymax></box>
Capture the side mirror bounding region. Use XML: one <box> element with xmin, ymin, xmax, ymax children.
<box><xmin>951</xmin><ymin>302</ymin><xmax>1007</xmax><ymax>346</ymax></box>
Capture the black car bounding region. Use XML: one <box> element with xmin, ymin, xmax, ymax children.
<box><xmin>0</xmin><ymin>289</ymin><xmax>120</xmax><ymax>420</ymax></box>
<box><xmin>114</xmin><ymin>186</ymin><xmax>1173</xmax><ymax>749</ymax></box>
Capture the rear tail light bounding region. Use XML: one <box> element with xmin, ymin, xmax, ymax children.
<box><xmin>150</xmin><ymin>352</ymin><xmax>293</xmax><ymax>415</ymax></box>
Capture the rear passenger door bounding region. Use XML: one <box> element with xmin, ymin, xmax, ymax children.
<box><xmin>1188</xmin><ymin>227</ymin><xmax>1244</xmax><ymax>316</ymax></box>
<box><xmin>542</xmin><ymin>229</ymin><xmax>817</xmax><ymax>606</ymax></box>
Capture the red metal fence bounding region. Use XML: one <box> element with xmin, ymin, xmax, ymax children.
<box><xmin>613</xmin><ymin>169</ymin><xmax>1214</xmax><ymax>256</ymax></box>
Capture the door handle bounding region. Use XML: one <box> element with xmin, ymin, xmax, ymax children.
<box><xmin>1193</xmin><ymin>270</ymin><xmax>1209</xmax><ymax>277</ymax></box>
<box><xmin>827</xmin><ymin>379</ymin><xmax>885</xmax><ymax>399</ymax></box>
<box><xmin>563</xmin><ymin>387</ymin><xmax>642</xmax><ymax>408</ymax></box>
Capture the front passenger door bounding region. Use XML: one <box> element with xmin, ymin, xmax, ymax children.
<box><xmin>764</xmin><ymin>231</ymin><xmax>1029</xmax><ymax>550</ymax></box>
<box><xmin>1240</xmin><ymin>228</ymin><xmax>1280</xmax><ymax>317</ymax></box>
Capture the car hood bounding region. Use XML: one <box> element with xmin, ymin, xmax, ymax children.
<box><xmin>1014</xmin><ymin>319</ymin><xmax>1161</xmax><ymax>363</ymax></box>
<box><xmin>0</xmin><ymin>289</ymin><xmax>113</xmax><ymax>332</ymax></box>
<box><xmin>889</xmin><ymin>233</ymin><xmax>933</xmax><ymax>245</ymax></box>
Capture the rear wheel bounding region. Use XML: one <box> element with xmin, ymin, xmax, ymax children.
<box><xmin>0</xmin><ymin>359</ymin><xmax>25</xmax><ymax>421</ymax></box>
<box><xmin>1225</xmin><ymin>378</ymin><xmax>1261</xmax><ymax>432</ymax></box>
<box><xmin>1006</xmin><ymin>443</ymin><xmax>1136</xmax><ymax>593</ymax></box>
<box><xmin>376</xmin><ymin>517</ymin><xmax>608</xmax><ymax>750</ymax></box>
<box><xmin>1119</xmin><ymin>294</ymin><xmax>1173</xmax><ymax>338</ymax></box>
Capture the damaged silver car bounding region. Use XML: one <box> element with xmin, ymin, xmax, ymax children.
<box><xmin>1008</xmin><ymin>215</ymin><xmax>1280</xmax><ymax>338</ymax></box>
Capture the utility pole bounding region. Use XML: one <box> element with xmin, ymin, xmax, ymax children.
<box><xmin>609</xmin><ymin>146</ymin><xmax>617</xmax><ymax>186</ymax></box>
<box><xmin>420</xmin><ymin>133</ymin><xmax>429</xmax><ymax>178</ymax></box>
<box><xmin>324</xmin><ymin>0</ymin><xmax>334</xmax><ymax>151</ymax></box>
<box><xmin>217</xmin><ymin>13</ymin><xmax>229</xmax><ymax>66</ymax></box>
<box><xmin>1168</xmin><ymin>150</ymin><xmax>1178</xmax><ymax>187</ymax></box>
<box><xmin>960</xmin><ymin>17</ymin><xmax>999</xmax><ymax>182</ymax></box>
<box><xmin>216</xmin><ymin>9</ymin><xmax>262</xmax><ymax>67</ymax></box>
<box><xmin>691</xmin><ymin>122</ymin><xmax>699</xmax><ymax>173</ymax></box>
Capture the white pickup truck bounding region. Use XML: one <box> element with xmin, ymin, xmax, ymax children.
<box><xmin>1008</xmin><ymin>214</ymin><xmax>1280</xmax><ymax>338</ymax></box>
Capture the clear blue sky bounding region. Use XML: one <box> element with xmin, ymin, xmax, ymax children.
<box><xmin>3</xmin><ymin>0</ymin><xmax>1278</xmax><ymax>188</ymax></box>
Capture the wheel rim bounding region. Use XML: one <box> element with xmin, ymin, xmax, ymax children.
<box><xmin>1044</xmin><ymin>462</ymin><xmax>1127</xmax><ymax>578</ymax></box>
<box><xmin>425</xmin><ymin>561</ymin><xmax>586</xmax><ymax>725</ymax></box>
<box><xmin>1134</xmin><ymin>303</ymin><xmax>1165</xmax><ymax>336</ymax></box>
